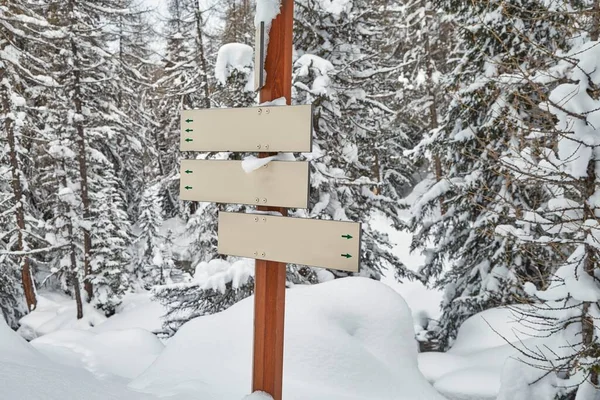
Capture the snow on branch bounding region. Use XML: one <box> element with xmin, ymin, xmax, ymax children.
<box><xmin>215</xmin><ymin>43</ymin><xmax>254</xmax><ymax>91</ymax></box>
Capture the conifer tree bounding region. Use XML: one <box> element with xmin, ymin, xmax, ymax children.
<box><xmin>154</xmin><ymin>37</ymin><xmax>256</xmax><ymax>333</ymax></box>
<box><xmin>44</xmin><ymin>0</ymin><xmax>137</xmax><ymax>311</ymax></box>
<box><xmin>496</xmin><ymin>2</ymin><xmax>600</xmax><ymax>398</ymax></box>
<box><xmin>153</xmin><ymin>0</ymin><xmax>212</xmax><ymax>218</ymax></box>
<box><xmin>135</xmin><ymin>187</ymin><xmax>166</xmax><ymax>286</ymax></box>
<box><xmin>294</xmin><ymin>0</ymin><xmax>416</xmax><ymax>280</ymax></box>
<box><xmin>409</xmin><ymin>0</ymin><xmax>573</xmax><ymax>348</ymax></box>
<box><xmin>0</xmin><ymin>0</ymin><xmax>58</xmax><ymax>316</ymax></box>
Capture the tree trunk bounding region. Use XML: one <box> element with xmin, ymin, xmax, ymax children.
<box><xmin>424</xmin><ymin>6</ymin><xmax>445</xmax><ymax>213</ymax></box>
<box><xmin>57</xmin><ymin>159</ymin><xmax>84</xmax><ymax>320</ymax></box>
<box><xmin>582</xmin><ymin>159</ymin><xmax>598</xmax><ymax>386</ymax></box>
<box><xmin>189</xmin><ymin>0</ymin><xmax>212</xmax><ymax>215</ymax></box>
<box><xmin>591</xmin><ymin>0</ymin><xmax>599</xmax><ymax>41</ymax></box>
<box><xmin>67</xmin><ymin>4</ymin><xmax>93</xmax><ymax>301</ymax></box>
<box><xmin>582</xmin><ymin>1</ymin><xmax>600</xmax><ymax>386</ymax></box>
<box><xmin>1</xmin><ymin>76</ymin><xmax>37</xmax><ymax>311</ymax></box>
<box><xmin>193</xmin><ymin>0</ymin><xmax>211</xmax><ymax>109</ymax></box>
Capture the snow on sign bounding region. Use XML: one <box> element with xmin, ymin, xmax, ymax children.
<box><xmin>180</xmin><ymin>105</ymin><xmax>313</xmax><ymax>152</ymax></box>
<box><xmin>218</xmin><ymin>212</ymin><xmax>361</xmax><ymax>272</ymax></box>
<box><xmin>179</xmin><ymin>160</ymin><xmax>310</xmax><ymax>208</ymax></box>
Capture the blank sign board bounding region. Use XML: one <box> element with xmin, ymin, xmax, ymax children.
<box><xmin>179</xmin><ymin>160</ymin><xmax>310</xmax><ymax>209</ymax></box>
<box><xmin>218</xmin><ymin>212</ymin><xmax>361</xmax><ymax>272</ymax></box>
<box><xmin>180</xmin><ymin>105</ymin><xmax>313</xmax><ymax>152</ymax></box>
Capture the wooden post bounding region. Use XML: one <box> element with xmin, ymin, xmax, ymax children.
<box><xmin>253</xmin><ymin>1</ymin><xmax>294</xmax><ymax>399</ymax></box>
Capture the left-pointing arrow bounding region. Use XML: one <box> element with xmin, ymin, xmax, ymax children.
<box><xmin>185</xmin><ymin>186</ymin><xmax>193</xmax><ymax>190</ymax></box>
<box><xmin>185</xmin><ymin>138</ymin><xmax>193</xmax><ymax>143</ymax></box>
<box><xmin>185</xmin><ymin>128</ymin><xmax>193</xmax><ymax>133</ymax></box>
<box><xmin>185</xmin><ymin>119</ymin><xmax>193</xmax><ymax>123</ymax></box>
<box><xmin>185</xmin><ymin>170</ymin><xmax>193</xmax><ymax>174</ymax></box>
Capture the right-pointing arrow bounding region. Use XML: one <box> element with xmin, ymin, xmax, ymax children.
<box><xmin>342</xmin><ymin>234</ymin><xmax>353</xmax><ymax>240</ymax></box>
<box><xmin>341</xmin><ymin>254</ymin><xmax>352</xmax><ymax>259</ymax></box>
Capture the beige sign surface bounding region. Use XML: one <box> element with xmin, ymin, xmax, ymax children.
<box><xmin>218</xmin><ymin>212</ymin><xmax>361</xmax><ymax>272</ymax></box>
<box><xmin>180</xmin><ymin>105</ymin><xmax>312</xmax><ymax>152</ymax></box>
<box><xmin>179</xmin><ymin>160</ymin><xmax>310</xmax><ymax>208</ymax></box>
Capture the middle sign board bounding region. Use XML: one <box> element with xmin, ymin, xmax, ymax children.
<box><xmin>180</xmin><ymin>104</ymin><xmax>313</xmax><ymax>153</ymax></box>
<box><xmin>179</xmin><ymin>159</ymin><xmax>310</xmax><ymax>209</ymax></box>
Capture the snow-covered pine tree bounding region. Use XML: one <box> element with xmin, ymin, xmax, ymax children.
<box><xmin>293</xmin><ymin>0</ymin><xmax>416</xmax><ymax>280</ymax></box>
<box><xmin>135</xmin><ymin>186</ymin><xmax>166</xmax><ymax>286</ymax></box>
<box><xmin>495</xmin><ymin>4</ymin><xmax>600</xmax><ymax>399</ymax></box>
<box><xmin>392</xmin><ymin>0</ymin><xmax>454</xmax><ymax>188</ymax></box>
<box><xmin>111</xmin><ymin>1</ymin><xmax>157</xmax><ymax>220</ymax></box>
<box><xmin>409</xmin><ymin>0</ymin><xmax>572</xmax><ymax>348</ymax></box>
<box><xmin>153</xmin><ymin>38</ymin><xmax>257</xmax><ymax>334</ymax></box>
<box><xmin>0</xmin><ymin>0</ymin><xmax>59</xmax><ymax>318</ymax></box>
<box><xmin>152</xmin><ymin>0</ymin><xmax>212</xmax><ymax>219</ymax></box>
<box><xmin>221</xmin><ymin>0</ymin><xmax>254</xmax><ymax>46</ymax></box>
<box><xmin>44</xmin><ymin>0</ymin><xmax>137</xmax><ymax>311</ymax></box>
<box><xmin>90</xmin><ymin>174</ymin><xmax>133</xmax><ymax>314</ymax></box>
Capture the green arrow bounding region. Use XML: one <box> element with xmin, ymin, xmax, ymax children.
<box><xmin>185</xmin><ymin>119</ymin><xmax>193</xmax><ymax>123</ymax></box>
<box><xmin>342</xmin><ymin>234</ymin><xmax>353</xmax><ymax>240</ymax></box>
<box><xmin>184</xmin><ymin>186</ymin><xmax>193</xmax><ymax>190</ymax></box>
<box><xmin>341</xmin><ymin>254</ymin><xmax>352</xmax><ymax>259</ymax></box>
<box><xmin>185</xmin><ymin>170</ymin><xmax>193</xmax><ymax>174</ymax></box>
<box><xmin>185</xmin><ymin>128</ymin><xmax>193</xmax><ymax>133</ymax></box>
<box><xmin>185</xmin><ymin>138</ymin><xmax>193</xmax><ymax>143</ymax></box>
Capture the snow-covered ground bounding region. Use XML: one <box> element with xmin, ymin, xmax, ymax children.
<box><xmin>0</xmin><ymin>317</ymin><xmax>154</xmax><ymax>400</ymax></box>
<box><xmin>3</xmin><ymin>179</ymin><xmax>533</xmax><ymax>400</ymax></box>
<box><xmin>4</xmin><ymin>278</ymin><xmax>447</xmax><ymax>400</ymax></box>
<box><xmin>419</xmin><ymin>306</ymin><xmax>540</xmax><ymax>400</ymax></box>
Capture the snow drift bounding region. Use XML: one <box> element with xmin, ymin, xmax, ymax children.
<box><xmin>0</xmin><ymin>317</ymin><xmax>153</xmax><ymax>399</ymax></box>
<box><xmin>131</xmin><ymin>277</ymin><xmax>444</xmax><ymax>400</ymax></box>
<box><xmin>419</xmin><ymin>306</ymin><xmax>538</xmax><ymax>400</ymax></box>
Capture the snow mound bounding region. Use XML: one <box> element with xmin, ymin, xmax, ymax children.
<box><xmin>18</xmin><ymin>292</ymin><xmax>106</xmax><ymax>340</ymax></box>
<box><xmin>0</xmin><ymin>318</ymin><xmax>153</xmax><ymax>399</ymax></box>
<box><xmin>131</xmin><ymin>277</ymin><xmax>444</xmax><ymax>400</ymax></box>
<box><xmin>449</xmin><ymin>306</ymin><xmax>535</xmax><ymax>354</ymax></box>
<box><xmin>243</xmin><ymin>392</ymin><xmax>273</xmax><ymax>400</ymax></box>
<box><xmin>92</xmin><ymin>292</ymin><xmax>167</xmax><ymax>334</ymax></box>
<box><xmin>434</xmin><ymin>368</ymin><xmax>500</xmax><ymax>400</ymax></box>
<box><xmin>32</xmin><ymin>328</ymin><xmax>164</xmax><ymax>380</ymax></box>
<box><xmin>419</xmin><ymin>306</ymin><xmax>537</xmax><ymax>399</ymax></box>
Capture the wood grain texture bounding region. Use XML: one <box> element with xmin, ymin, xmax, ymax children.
<box><xmin>252</xmin><ymin>1</ymin><xmax>294</xmax><ymax>399</ymax></box>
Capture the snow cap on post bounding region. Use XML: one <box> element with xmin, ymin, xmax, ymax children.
<box><xmin>255</xmin><ymin>0</ymin><xmax>282</xmax><ymax>29</ymax></box>
<box><xmin>254</xmin><ymin>0</ymin><xmax>282</xmax><ymax>91</ymax></box>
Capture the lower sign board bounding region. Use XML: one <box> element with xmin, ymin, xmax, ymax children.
<box><xmin>218</xmin><ymin>212</ymin><xmax>361</xmax><ymax>272</ymax></box>
<box><xmin>180</xmin><ymin>160</ymin><xmax>310</xmax><ymax>209</ymax></box>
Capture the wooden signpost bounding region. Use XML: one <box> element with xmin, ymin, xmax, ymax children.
<box><xmin>178</xmin><ymin>1</ymin><xmax>361</xmax><ymax>399</ymax></box>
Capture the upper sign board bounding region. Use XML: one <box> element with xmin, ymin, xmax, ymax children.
<box><xmin>180</xmin><ymin>105</ymin><xmax>313</xmax><ymax>153</ymax></box>
<box><xmin>179</xmin><ymin>160</ymin><xmax>310</xmax><ymax>209</ymax></box>
<box><xmin>218</xmin><ymin>212</ymin><xmax>361</xmax><ymax>272</ymax></box>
